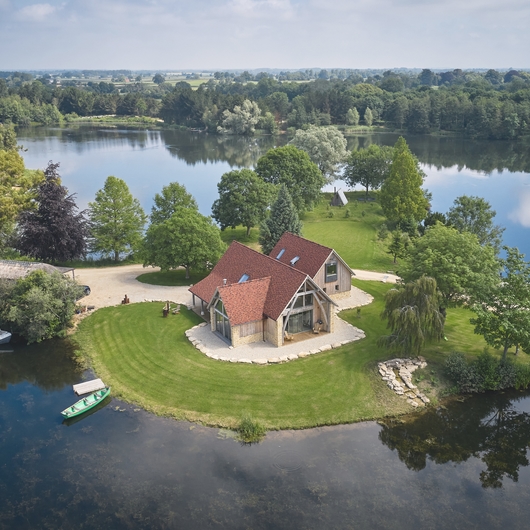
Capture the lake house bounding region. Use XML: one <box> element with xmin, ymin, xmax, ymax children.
<box><xmin>189</xmin><ymin>233</ymin><xmax>354</xmax><ymax>348</ymax></box>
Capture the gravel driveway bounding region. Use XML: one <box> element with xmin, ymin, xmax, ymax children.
<box><xmin>75</xmin><ymin>265</ymin><xmax>193</xmax><ymax>309</ymax></box>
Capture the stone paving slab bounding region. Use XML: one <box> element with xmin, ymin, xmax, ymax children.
<box><xmin>186</xmin><ymin>288</ymin><xmax>371</xmax><ymax>364</ymax></box>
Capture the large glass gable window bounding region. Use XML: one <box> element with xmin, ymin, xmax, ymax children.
<box><xmin>214</xmin><ymin>299</ymin><xmax>231</xmax><ymax>343</ymax></box>
<box><xmin>326</xmin><ymin>261</ymin><xmax>337</xmax><ymax>283</ymax></box>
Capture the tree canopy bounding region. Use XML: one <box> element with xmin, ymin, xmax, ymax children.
<box><xmin>89</xmin><ymin>176</ymin><xmax>147</xmax><ymax>262</ymax></box>
<box><xmin>1</xmin><ymin>270</ymin><xmax>84</xmax><ymax>343</ymax></box>
<box><xmin>212</xmin><ymin>169</ymin><xmax>275</xmax><ymax>236</ymax></box>
<box><xmin>471</xmin><ymin>247</ymin><xmax>530</xmax><ymax>359</ymax></box>
<box><xmin>150</xmin><ymin>181</ymin><xmax>198</xmax><ymax>224</ymax></box>
<box><xmin>446</xmin><ymin>195</ymin><xmax>504</xmax><ymax>252</ymax></box>
<box><xmin>290</xmin><ymin>125</ymin><xmax>348</xmax><ymax>182</ymax></box>
<box><xmin>343</xmin><ymin>144</ymin><xmax>394</xmax><ymax>198</ymax></box>
<box><xmin>217</xmin><ymin>99</ymin><xmax>261</xmax><ymax>135</ymax></box>
<box><xmin>379</xmin><ymin>137</ymin><xmax>428</xmax><ymax>224</ymax></box>
<box><xmin>141</xmin><ymin>208</ymin><xmax>225</xmax><ymax>279</ymax></box>
<box><xmin>0</xmin><ymin>129</ymin><xmax>43</xmax><ymax>247</ymax></box>
<box><xmin>379</xmin><ymin>276</ymin><xmax>445</xmax><ymax>356</ymax></box>
<box><xmin>398</xmin><ymin>223</ymin><xmax>500</xmax><ymax>308</ymax></box>
<box><xmin>259</xmin><ymin>184</ymin><xmax>302</xmax><ymax>255</ymax></box>
<box><xmin>255</xmin><ymin>145</ymin><xmax>325</xmax><ymax>214</ymax></box>
<box><xmin>15</xmin><ymin>162</ymin><xmax>88</xmax><ymax>262</ymax></box>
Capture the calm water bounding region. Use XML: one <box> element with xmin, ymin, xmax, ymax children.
<box><xmin>17</xmin><ymin>126</ymin><xmax>530</xmax><ymax>258</ymax></box>
<box><xmin>1</xmin><ymin>342</ymin><xmax>530</xmax><ymax>528</ymax></box>
<box><xmin>4</xmin><ymin>126</ymin><xmax>530</xmax><ymax>527</ymax></box>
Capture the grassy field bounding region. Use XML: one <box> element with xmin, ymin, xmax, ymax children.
<box><xmin>74</xmin><ymin>278</ymin><xmax>514</xmax><ymax>430</ymax></box>
<box><xmin>302</xmin><ymin>191</ymin><xmax>395</xmax><ymax>272</ymax></box>
<box><xmin>136</xmin><ymin>269</ymin><xmax>208</xmax><ymax>286</ymax></box>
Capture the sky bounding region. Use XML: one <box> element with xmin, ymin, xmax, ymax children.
<box><xmin>1</xmin><ymin>0</ymin><xmax>529</xmax><ymax>71</ymax></box>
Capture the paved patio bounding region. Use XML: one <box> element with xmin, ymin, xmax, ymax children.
<box><xmin>186</xmin><ymin>286</ymin><xmax>373</xmax><ymax>364</ymax></box>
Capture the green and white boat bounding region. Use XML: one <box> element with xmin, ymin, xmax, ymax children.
<box><xmin>61</xmin><ymin>387</ymin><xmax>111</xmax><ymax>419</ymax></box>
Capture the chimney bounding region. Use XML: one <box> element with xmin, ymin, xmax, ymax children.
<box><xmin>223</xmin><ymin>279</ymin><xmax>227</xmax><ymax>285</ymax></box>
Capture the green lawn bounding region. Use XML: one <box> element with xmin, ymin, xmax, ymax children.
<box><xmin>136</xmin><ymin>269</ymin><xmax>208</xmax><ymax>286</ymax></box>
<box><xmin>217</xmin><ymin>192</ymin><xmax>396</xmax><ymax>273</ymax></box>
<box><xmin>75</xmin><ymin>279</ymin><xmax>515</xmax><ymax>430</ymax></box>
<box><xmin>302</xmin><ymin>192</ymin><xmax>395</xmax><ymax>272</ymax></box>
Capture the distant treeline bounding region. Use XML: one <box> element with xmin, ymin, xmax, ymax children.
<box><xmin>1</xmin><ymin>68</ymin><xmax>530</xmax><ymax>140</ymax></box>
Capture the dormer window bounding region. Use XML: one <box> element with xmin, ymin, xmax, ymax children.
<box><xmin>290</xmin><ymin>256</ymin><xmax>300</xmax><ymax>266</ymax></box>
<box><xmin>276</xmin><ymin>248</ymin><xmax>285</xmax><ymax>259</ymax></box>
<box><xmin>238</xmin><ymin>273</ymin><xmax>249</xmax><ymax>283</ymax></box>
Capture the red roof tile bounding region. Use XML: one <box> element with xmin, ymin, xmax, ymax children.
<box><xmin>216</xmin><ymin>277</ymin><xmax>271</xmax><ymax>326</ymax></box>
<box><xmin>269</xmin><ymin>232</ymin><xmax>334</xmax><ymax>277</ymax></box>
<box><xmin>189</xmin><ymin>241</ymin><xmax>308</xmax><ymax>322</ymax></box>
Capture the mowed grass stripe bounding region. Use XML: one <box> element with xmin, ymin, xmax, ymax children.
<box><xmin>75</xmin><ymin>287</ymin><xmax>403</xmax><ymax>428</ymax></box>
<box><xmin>75</xmin><ymin>281</ymin><xmax>517</xmax><ymax>429</ymax></box>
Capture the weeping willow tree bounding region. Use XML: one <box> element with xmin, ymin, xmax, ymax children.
<box><xmin>378</xmin><ymin>276</ymin><xmax>445</xmax><ymax>356</ymax></box>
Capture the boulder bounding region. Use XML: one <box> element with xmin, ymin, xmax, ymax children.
<box><xmin>253</xmin><ymin>358</ymin><xmax>268</xmax><ymax>365</ymax></box>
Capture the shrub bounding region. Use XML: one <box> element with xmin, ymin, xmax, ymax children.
<box><xmin>237</xmin><ymin>415</ymin><xmax>266</xmax><ymax>443</ymax></box>
<box><xmin>344</xmin><ymin>209</ymin><xmax>351</xmax><ymax>218</ymax></box>
<box><xmin>515</xmin><ymin>364</ymin><xmax>530</xmax><ymax>390</ymax></box>
<box><xmin>445</xmin><ymin>352</ymin><xmax>484</xmax><ymax>393</ymax></box>
<box><xmin>445</xmin><ymin>350</ymin><xmax>519</xmax><ymax>393</ymax></box>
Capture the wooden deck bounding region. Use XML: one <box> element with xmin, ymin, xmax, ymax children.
<box><xmin>73</xmin><ymin>378</ymin><xmax>106</xmax><ymax>395</ymax></box>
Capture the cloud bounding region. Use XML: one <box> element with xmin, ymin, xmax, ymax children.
<box><xmin>16</xmin><ymin>3</ymin><xmax>57</xmax><ymax>20</ymax></box>
<box><xmin>508</xmin><ymin>190</ymin><xmax>530</xmax><ymax>228</ymax></box>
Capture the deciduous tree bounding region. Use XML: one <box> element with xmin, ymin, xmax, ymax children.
<box><xmin>259</xmin><ymin>185</ymin><xmax>302</xmax><ymax>255</ymax></box>
<box><xmin>290</xmin><ymin>125</ymin><xmax>348</xmax><ymax>182</ymax></box>
<box><xmin>343</xmin><ymin>144</ymin><xmax>394</xmax><ymax>198</ymax></box>
<box><xmin>447</xmin><ymin>195</ymin><xmax>504</xmax><ymax>252</ymax></box>
<box><xmin>471</xmin><ymin>247</ymin><xmax>530</xmax><ymax>359</ymax></box>
<box><xmin>255</xmin><ymin>145</ymin><xmax>325</xmax><ymax>214</ymax></box>
<box><xmin>399</xmin><ymin>223</ymin><xmax>500</xmax><ymax>309</ymax></box>
<box><xmin>141</xmin><ymin>208</ymin><xmax>225</xmax><ymax>279</ymax></box>
<box><xmin>16</xmin><ymin>162</ymin><xmax>88</xmax><ymax>262</ymax></box>
<box><xmin>3</xmin><ymin>270</ymin><xmax>84</xmax><ymax>343</ymax></box>
<box><xmin>218</xmin><ymin>99</ymin><xmax>261</xmax><ymax>136</ymax></box>
<box><xmin>150</xmin><ymin>182</ymin><xmax>198</xmax><ymax>224</ymax></box>
<box><xmin>212</xmin><ymin>169</ymin><xmax>275</xmax><ymax>236</ymax></box>
<box><xmin>379</xmin><ymin>276</ymin><xmax>445</xmax><ymax>356</ymax></box>
<box><xmin>89</xmin><ymin>176</ymin><xmax>147</xmax><ymax>262</ymax></box>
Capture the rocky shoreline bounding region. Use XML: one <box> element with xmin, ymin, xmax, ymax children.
<box><xmin>378</xmin><ymin>357</ymin><xmax>431</xmax><ymax>408</ymax></box>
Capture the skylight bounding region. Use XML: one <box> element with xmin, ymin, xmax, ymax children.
<box><xmin>276</xmin><ymin>248</ymin><xmax>285</xmax><ymax>259</ymax></box>
<box><xmin>238</xmin><ymin>273</ymin><xmax>250</xmax><ymax>283</ymax></box>
<box><xmin>290</xmin><ymin>256</ymin><xmax>300</xmax><ymax>266</ymax></box>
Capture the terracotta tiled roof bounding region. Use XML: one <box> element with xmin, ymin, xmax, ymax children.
<box><xmin>269</xmin><ymin>232</ymin><xmax>335</xmax><ymax>277</ymax></box>
<box><xmin>216</xmin><ymin>277</ymin><xmax>271</xmax><ymax>326</ymax></box>
<box><xmin>189</xmin><ymin>242</ymin><xmax>308</xmax><ymax>322</ymax></box>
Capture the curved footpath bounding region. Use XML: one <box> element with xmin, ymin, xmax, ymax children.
<box><xmin>75</xmin><ymin>264</ymin><xmax>398</xmax><ymax>362</ymax></box>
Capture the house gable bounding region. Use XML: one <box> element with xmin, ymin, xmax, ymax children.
<box><xmin>269</xmin><ymin>232</ymin><xmax>354</xmax><ymax>297</ymax></box>
<box><xmin>190</xmin><ymin>241</ymin><xmax>310</xmax><ymax>323</ymax></box>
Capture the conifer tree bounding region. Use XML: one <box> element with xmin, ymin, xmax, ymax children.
<box><xmin>259</xmin><ymin>185</ymin><xmax>302</xmax><ymax>255</ymax></box>
<box><xmin>380</xmin><ymin>137</ymin><xmax>428</xmax><ymax>224</ymax></box>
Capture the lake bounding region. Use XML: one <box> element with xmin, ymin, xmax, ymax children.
<box><xmin>16</xmin><ymin>125</ymin><xmax>530</xmax><ymax>259</ymax></box>
<box><xmin>1</xmin><ymin>341</ymin><xmax>530</xmax><ymax>528</ymax></box>
<box><xmin>3</xmin><ymin>126</ymin><xmax>530</xmax><ymax>528</ymax></box>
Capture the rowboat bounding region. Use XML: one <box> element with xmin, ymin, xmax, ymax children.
<box><xmin>61</xmin><ymin>387</ymin><xmax>111</xmax><ymax>419</ymax></box>
<box><xmin>0</xmin><ymin>329</ymin><xmax>12</xmax><ymax>345</ymax></box>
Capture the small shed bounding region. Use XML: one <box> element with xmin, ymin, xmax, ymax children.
<box><xmin>0</xmin><ymin>260</ymin><xmax>75</xmax><ymax>281</ymax></box>
<box><xmin>330</xmin><ymin>188</ymin><xmax>348</xmax><ymax>207</ymax></box>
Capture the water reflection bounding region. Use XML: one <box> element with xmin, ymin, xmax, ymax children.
<box><xmin>0</xmin><ymin>339</ymin><xmax>83</xmax><ymax>391</ymax></box>
<box><xmin>16</xmin><ymin>125</ymin><xmax>530</xmax><ymax>258</ymax></box>
<box><xmin>379</xmin><ymin>391</ymin><xmax>530</xmax><ymax>489</ymax></box>
<box><xmin>1</xmin><ymin>346</ymin><xmax>530</xmax><ymax>527</ymax></box>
